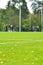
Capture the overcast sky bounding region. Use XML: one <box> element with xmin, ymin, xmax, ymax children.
<box><xmin>0</xmin><ymin>0</ymin><xmax>42</xmax><ymax>13</ymax></box>
<box><xmin>0</xmin><ymin>0</ymin><xmax>9</xmax><ymax>9</ymax></box>
<box><xmin>0</xmin><ymin>0</ymin><xmax>31</xmax><ymax>9</ymax></box>
<box><xmin>0</xmin><ymin>0</ymin><xmax>33</xmax><ymax>13</ymax></box>
<box><xmin>26</xmin><ymin>0</ymin><xmax>33</xmax><ymax>13</ymax></box>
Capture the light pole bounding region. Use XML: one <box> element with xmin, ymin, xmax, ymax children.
<box><xmin>18</xmin><ymin>0</ymin><xmax>22</xmax><ymax>32</ymax></box>
<box><xmin>41</xmin><ymin>0</ymin><xmax>43</xmax><ymax>31</ymax></box>
<box><xmin>19</xmin><ymin>2</ymin><xmax>21</xmax><ymax>32</ymax></box>
<box><xmin>36</xmin><ymin>0</ymin><xmax>43</xmax><ymax>31</ymax></box>
<box><xmin>10</xmin><ymin>0</ymin><xmax>22</xmax><ymax>32</ymax></box>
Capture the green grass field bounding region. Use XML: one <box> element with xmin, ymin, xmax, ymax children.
<box><xmin>0</xmin><ymin>32</ymin><xmax>43</xmax><ymax>65</ymax></box>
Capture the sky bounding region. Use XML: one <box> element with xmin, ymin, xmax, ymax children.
<box><xmin>0</xmin><ymin>0</ymin><xmax>9</xmax><ymax>9</ymax></box>
<box><xmin>26</xmin><ymin>0</ymin><xmax>33</xmax><ymax>13</ymax></box>
<box><xmin>0</xmin><ymin>0</ymin><xmax>42</xmax><ymax>13</ymax></box>
<box><xmin>26</xmin><ymin>0</ymin><xmax>42</xmax><ymax>13</ymax></box>
<box><xmin>0</xmin><ymin>0</ymin><xmax>33</xmax><ymax>13</ymax></box>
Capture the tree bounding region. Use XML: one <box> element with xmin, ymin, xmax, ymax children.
<box><xmin>31</xmin><ymin>0</ymin><xmax>43</xmax><ymax>31</ymax></box>
<box><xmin>21</xmin><ymin>0</ymin><xmax>29</xmax><ymax>18</ymax></box>
<box><xmin>31</xmin><ymin>0</ymin><xmax>42</xmax><ymax>14</ymax></box>
<box><xmin>7</xmin><ymin>0</ymin><xmax>29</xmax><ymax>19</ymax></box>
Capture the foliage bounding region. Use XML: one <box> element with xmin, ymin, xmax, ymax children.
<box><xmin>0</xmin><ymin>0</ymin><xmax>42</xmax><ymax>31</ymax></box>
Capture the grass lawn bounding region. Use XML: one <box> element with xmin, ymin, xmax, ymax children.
<box><xmin>0</xmin><ymin>32</ymin><xmax>43</xmax><ymax>65</ymax></box>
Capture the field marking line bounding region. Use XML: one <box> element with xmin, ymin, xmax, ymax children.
<box><xmin>0</xmin><ymin>39</ymin><xmax>43</xmax><ymax>41</ymax></box>
<box><xmin>0</xmin><ymin>39</ymin><xmax>43</xmax><ymax>45</ymax></box>
<box><xmin>0</xmin><ymin>40</ymin><xmax>43</xmax><ymax>44</ymax></box>
<box><xmin>0</xmin><ymin>39</ymin><xmax>43</xmax><ymax>43</ymax></box>
<box><xmin>0</xmin><ymin>42</ymin><xmax>43</xmax><ymax>48</ymax></box>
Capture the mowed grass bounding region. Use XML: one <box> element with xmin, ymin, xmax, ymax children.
<box><xmin>0</xmin><ymin>32</ymin><xmax>43</xmax><ymax>65</ymax></box>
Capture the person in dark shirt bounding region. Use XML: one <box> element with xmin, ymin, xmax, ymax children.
<box><xmin>9</xmin><ymin>24</ymin><xmax>14</xmax><ymax>31</ymax></box>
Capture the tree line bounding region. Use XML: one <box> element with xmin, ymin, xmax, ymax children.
<box><xmin>0</xmin><ymin>0</ymin><xmax>42</xmax><ymax>31</ymax></box>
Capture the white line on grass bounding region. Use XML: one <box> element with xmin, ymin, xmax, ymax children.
<box><xmin>0</xmin><ymin>42</ymin><xmax>43</xmax><ymax>48</ymax></box>
<box><xmin>0</xmin><ymin>40</ymin><xmax>43</xmax><ymax>45</ymax></box>
<box><xmin>0</xmin><ymin>39</ymin><xmax>43</xmax><ymax>43</ymax></box>
<box><xmin>0</xmin><ymin>39</ymin><xmax>43</xmax><ymax>41</ymax></box>
<box><xmin>0</xmin><ymin>38</ymin><xmax>42</xmax><ymax>40</ymax></box>
<box><xmin>0</xmin><ymin>39</ymin><xmax>43</xmax><ymax>45</ymax></box>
